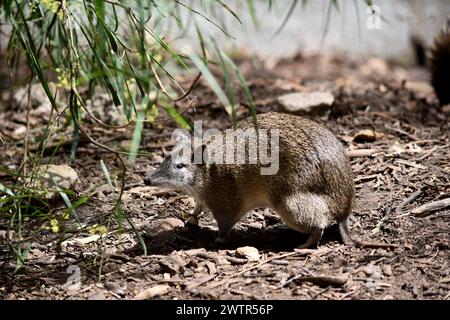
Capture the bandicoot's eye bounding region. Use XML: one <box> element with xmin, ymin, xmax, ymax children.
<box><xmin>176</xmin><ymin>164</ymin><xmax>185</xmax><ymax>169</ymax></box>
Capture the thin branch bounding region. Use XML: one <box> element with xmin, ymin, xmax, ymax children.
<box><xmin>22</xmin><ymin>81</ymin><xmax>32</xmax><ymax>176</ymax></box>
<box><xmin>73</xmin><ymin>88</ymin><xmax>135</xmax><ymax>129</ymax></box>
<box><xmin>175</xmin><ymin>72</ymin><xmax>202</xmax><ymax>102</ymax></box>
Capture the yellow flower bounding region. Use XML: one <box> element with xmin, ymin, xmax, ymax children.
<box><xmin>40</xmin><ymin>0</ymin><xmax>65</xmax><ymax>22</ymax></box>
<box><xmin>62</xmin><ymin>210</ymin><xmax>70</xmax><ymax>220</ymax></box>
<box><xmin>50</xmin><ymin>219</ymin><xmax>59</xmax><ymax>233</ymax></box>
<box><xmin>56</xmin><ymin>68</ymin><xmax>71</xmax><ymax>89</ymax></box>
<box><xmin>89</xmin><ymin>224</ymin><xmax>108</xmax><ymax>235</ymax></box>
<box><xmin>97</xmin><ymin>226</ymin><xmax>108</xmax><ymax>234</ymax></box>
<box><xmin>146</xmin><ymin>104</ymin><xmax>159</xmax><ymax>123</ymax></box>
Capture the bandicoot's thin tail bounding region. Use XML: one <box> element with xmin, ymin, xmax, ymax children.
<box><xmin>430</xmin><ymin>16</ymin><xmax>450</xmax><ymax>106</ymax></box>
<box><xmin>338</xmin><ymin>218</ymin><xmax>397</xmax><ymax>249</ymax></box>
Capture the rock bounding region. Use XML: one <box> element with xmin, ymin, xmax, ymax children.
<box><xmin>277</xmin><ymin>91</ymin><xmax>334</xmax><ymax>114</ymax></box>
<box><xmin>86</xmin><ymin>93</ymin><xmax>124</xmax><ymax>125</ymax></box>
<box><xmin>249</xmin><ymin>222</ymin><xmax>263</xmax><ymax>229</ymax></box>
<box><xmin>235</xmin><ymin>246</ymin><xmax>260</xmax><ymax>261</ymax></box>
<box><xmin>154</xmin><ymin>218</ymin><xmax>185</xmax><ymax>234</ymax></box>
<box><xmin>13</xmin><ymin>83</ymin><xmax>55</xmax><ymax>109</ymax></box>
<box><xmin>159</xmin><ymin>254</ymin><xmax>187</xmax><ymax>274</ymax></box>
<box><xmin>382</xmin><ymin>265</ymin><xmax>393</xmax><ymax>277</ymax></box>
<box><xmin>358</xmin><ymin>265</ymin><xmax>373</xmax><ymax>276</ymax></box>
<box><xmin>134</xmin><ymin>284</ymin><xmax>170</xmax><ymax>300</ymax></box>
<box><xmin>27</xmin><ymin>165</ymin><xmax>79</xmax><ymax>200</ymax></box>
<box><xmin>359</xmin><ymin>265</ymin><xmax>382</xmax><ymax>280</ymax></box>
<box><xmin>353</xmin><ymin>129</ymin><xmax>384</xmax><ymax>143</ymax></box>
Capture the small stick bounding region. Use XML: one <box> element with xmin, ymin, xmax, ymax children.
<box><xmin>411</xmin><ymin>198</ymin><xmax>450</xmax><ymax>216</ymax></box>
<box><xmin>385</xmin><ymin>125</ymin><xmax>418</xmax><ymax>141</ymax></box>
<box><xmin>224</xmin><ymin>256</ymin><xmax>247</xmax><ymax>265</ymax></box>
<box><xmin>229</xmin><ymin>248</ymin><xmax>322</xmax><ymax>278</ymax></box>
<box><xmin>228</xmin><ymin>289</ymin><xmax>258</xmax><ymax>300</ymax></box>
<box><xmin>415</xmin><ymin>147</ymin><xmax>438</xmax><ymax>161</ymax></box>
<box><xmin>281</xmin><ymin>274</ymin><xmax>344</xmax><ymax>288</ymax></box>
<box><xmin>184</xmin><ymin>274</ymin><xmax>217</xmax><ymax>291</ymax></box>
<box><xmin>396</xmin><ymin>188</ymin><xmax>424</xmax><ymax>214</ymax></box>
<box><xmin>23</xmin><ymin>81</ymin><xmax>32</xmax><ymax>176</ymax></box>
<box><xmin>175</xmin><ymin>72</ymin><xmax>202</xmax><ymax>102</ymax></box>
<box><xmin>354</xmin><ymin>174</ymin><xmax>378</xmax><ymax>183</ymax></box>
<box><xmin>347</xmin><ymin>149</ymin><xmax>380</xmax><ymax>158</ymax></box>
<box><xmin>72</xmin><ymin>87</ymin><xmax>135</xmax><ymax>129</ymax></box>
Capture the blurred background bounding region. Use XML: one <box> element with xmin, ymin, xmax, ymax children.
<box><xmin>179</xmin><ymin>0</ymin><xmax>450</xmax><ymax>64</ymax></box>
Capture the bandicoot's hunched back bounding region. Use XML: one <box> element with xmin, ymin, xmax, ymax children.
<box><xmin>145</xmin><ymin>112</ymin><xmax>356</xmax><ymax>248</ymax></box>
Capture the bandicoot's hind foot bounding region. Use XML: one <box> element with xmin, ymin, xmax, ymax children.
<box><xmin>338</xmin><ymin>218</ymin><xmax>356</xmax><ymax>246</ymax></box>
<box><xmin>186</xmin><ymin>215</ymin><xmax>199</xmax><ymax>226</ymax></box>
<box><xmin>297</xmin><ymin>227</ymin><xmax>324</xmax><ymax>249</ymax></box>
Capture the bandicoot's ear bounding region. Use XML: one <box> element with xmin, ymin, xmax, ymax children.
<box><xmin>192</xmin><ymin>144</ymin><xmax>208</xmax><ymax>165</ymax></box>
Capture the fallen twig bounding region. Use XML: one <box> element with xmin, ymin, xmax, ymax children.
<box><xmin>292</xmin><ymin>274</ymin><xmax>348</xmax><ymax>287</ymax></box>
<box><xmin>228</xmin><ymin>289</ymin><xmax>259</xmax><ymax>300</ymax></box>
<box><xmin>396</xmin><ymin>188</ymin><xmax>424</xmax><ymax>214</ymax></box>
<box><xmin>184</xmin><ymin>274</ymin><xmax>217</xmax><ymax>291</ymax></box>
<box><xmin>411</xmin><ymin>198</ymin><xmax>450</xmax><ymax>216</ymax></box>
<box><xmin>347</xmin><ymin>149</ymin><xmax>380</xmax><ymax>158</ymax></box>
<box><xmin>385</xmin><ymin>125</ymin><xmax>418</xmax><ymax>141</ymax></box>
<box><xmin>229</xmin><ymin>248</ymin><xmax>323</xmax><ymax>278</ymax></box>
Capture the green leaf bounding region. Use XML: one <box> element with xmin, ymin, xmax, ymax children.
<box><xmin>189</xmin><ymin>54</ymin><xmax>233</xmax><ymax>116</ymax></box>
<box><xmin>221</xmin><ymin>53</ymin><xmax>258</xmax><ymax>126</ymax></box>
<box><xmin>100</xmin><ymin>159</ymin><xmax>115</xmax><ymax>196</ymax></box>
<box><xmin>0</xmin><ymin>183</ymin><xmax>14</xmax><ymax>196</ymax></box>
<box><xmin>164</xmin><ymin>105</ymin><xmax>193</xmax><ymax>130</ymax></box>
<box><xmin>217</xmin><ymin>0</ymin><xmax>243</xmax><ymax>25</ymax></box>
<box><xmin>128</xmin><ymin>109</ymin><xmax>145</xmax><ymax>164</ymax></box>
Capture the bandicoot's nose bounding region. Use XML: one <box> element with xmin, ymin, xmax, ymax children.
<box><xmin>144</xmin><ymin>176</ymin><xmax>152</xmax><ymax>186</ymax></box>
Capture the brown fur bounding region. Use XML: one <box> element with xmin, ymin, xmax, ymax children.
<box><xmin>146</xmin><ymin>112</ymin><xmax>357</xmax><ymax>248</ymax></box>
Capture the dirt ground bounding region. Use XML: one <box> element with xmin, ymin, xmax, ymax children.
<box><xmin>0</xmin><ymin>53</ymin><xmax>449</xmax><ymax>300</ymax></box>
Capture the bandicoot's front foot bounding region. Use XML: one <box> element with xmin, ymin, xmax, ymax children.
<box><xmin>186</xmin><ymin>215</ymin><xmax>199</xmax><ymax>226</ymax></box>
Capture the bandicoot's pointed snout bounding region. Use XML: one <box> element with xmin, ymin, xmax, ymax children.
<box><xmin>144</xmin><ymin>169</ymin><xmax>163</xmax><ymax>186</ymax></box>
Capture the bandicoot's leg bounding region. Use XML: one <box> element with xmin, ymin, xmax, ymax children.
<box><xmin>186</xmin><ymin>204</ymin><xmax>203</xmax><ymax>226</ymax></box>
<box><xmin>297</xmin><ymin>227</ymin><xmax>324</xmax><ymax>249</ymax></box>
<box><xmin>338</xmin><ymin>218</ymin><xmax>356</xmax><ymax>246</ymax></box>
